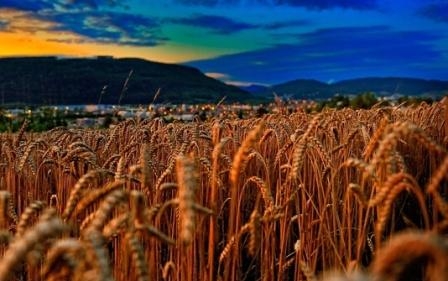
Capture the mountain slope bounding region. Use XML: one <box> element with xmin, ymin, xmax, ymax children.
<box><xmin>270</xmin><ymin>79</ymin><xmax>332</xmax><ymax>99</ymax></box>
<box><xmin>0</xmin><ymin>56</ymin><xmax>252</xmax><ymax>105</ymax></box>
<box><xmin>256</xmin><ymin>77</ymin><xmax>448</xmax><ymax>99</ymax></box>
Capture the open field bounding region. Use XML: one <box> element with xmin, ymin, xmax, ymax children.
<box><xmin>0</xmin><ymin>100</ymin><xmax>447</xmax><ymax>281</ymax></box>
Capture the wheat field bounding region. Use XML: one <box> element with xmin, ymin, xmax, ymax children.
<box><xmin>0</xmin><ymin>100</ymin><xmax>447</xmax><ymax>281</ymax></box>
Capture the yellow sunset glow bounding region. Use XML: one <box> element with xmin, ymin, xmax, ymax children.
<box><xmin>0</xmin><ymin>32</ymin><xmax>86</xmax><ymax>57</ymax></box>
<box><xmin>0</xmin><ymin>31</ymin><xmax>213</xmax><ymax>62</ymax></box>
<box><xmin>0</xmin><ymin>7</ymin><xmax>214</xmax><ymax>63</ymax></box>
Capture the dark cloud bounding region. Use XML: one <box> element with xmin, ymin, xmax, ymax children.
<box><xmin>176</xmin><ymin>0</ymin><xmax>237</xmax><ymax>6</ymax></box>
<box><xmin>53</xmin><ymin>12</ymin><xmax>166</xmax><ymax>46</ymax></box>
<box><xmin>0</xmin><ymin>20</ymin><xmax>7</xmax><ymax>30</ymax></box>
<box><xmin>263</xmin><ymin>19</ymin><xmax>311</xmax><ymax>30</ymax></box>
<box><xmin>186</xmin><ymin>26</ymin><xmax>444</xmax><ymax>84</ymax></box>
<box><xmin>46</xmin><ymin>38</ymin><xmax>91</xmax><ymax>44</ymax></box>
<box><xmin>66</xmin><ymin>0</ymin><xmax>99</xmax><ymax>9</ymax></box>
<box><xmin>272</xmin><ymin>0</ymin><xmax>377</xmax><ymax>10</ymax></box>
<box><xmin>176</xmin><ymin>0</ymin><xmax>377</xmax><ymax>10</ymax></box>
<box><xmin>419</xmin><ymin>3</ymin><xmax>448</xmax><ymax>23</ymax></box>
<box><xmin>0</xmin><ymin>0</ymin><xmax>53</xmax><ymax>12</ymax></box>
<box><xmin>172</xmin><ymin>14</ymin><xmax>256</xmax><ymax>34</ymax></box>
<box><xmin>63</xmin><ymin>0</ymin><xmax>129</xmax><ymax>10</ymax></box>
<box><xmin>0</xmin><ymin>0</ymin><xmax>129</xmax><ymax>13</ymax></box>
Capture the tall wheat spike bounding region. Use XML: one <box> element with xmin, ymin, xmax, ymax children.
<box><xmin>229</xmin><ymin>121</ymin><xmax>265</xmax><ymax>191</ymax></box>
<box><xmin>0</xmin><ymin>216</ymin><xmax>66</xmax><ymax>281</ymax></box>
<box><xmin>139</xmin><ymin>143</ymin><xmax>153</xmax><ymax>189</ymax></box>
<box><xmin>14</xmin><ymin>119</ymin><xmax>29</xmax><ymax>147</ymax></box>
<box><xmin>290</xmin><ymin>115</ymin><xmax>320</xmax><ymax>180</ymax></box>
<box><xmin>176</xmin><ymin>154</ymin><xmax>198</xmax><ymax>247</ymax></box>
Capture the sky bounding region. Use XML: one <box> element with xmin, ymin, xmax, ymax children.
<box><xmin>0</xmin><ymin>0</ymin><xmax>447</xmax><ymax>86</ymax></box>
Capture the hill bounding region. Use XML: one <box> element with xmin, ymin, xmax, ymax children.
<box><xmin>240</xmin><ymin>84</ymin><xmax>269</xmax><ymax>95</ymax></box>
<box><xmin>0</xmin><ymin>56</ymin><xmax>252</xmax><ymax>105</ymax></box>
<box><xmin>252</xmin><ymin>77</ymin><xmax>448</xmax><ymax>99</ymax></box>
<box><xmin>332</xmin><ymin>77</ymin><xmax>448</xmax><ymax>96</ymax></box>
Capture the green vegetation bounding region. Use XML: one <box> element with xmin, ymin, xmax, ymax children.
<box><xmin>0</xmin><ymin>107</ymin><xmax>113</xmax><ymax>132</ymax></box>
<box><xmin>315</xmin><ymin>92</ymin><xmax>436</xmax><ymax>111</ymax></box>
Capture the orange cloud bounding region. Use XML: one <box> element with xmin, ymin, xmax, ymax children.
<box><xmin>0</xmin><ymin>8</ymin><xmax>59</xmax><ymax>34</ymax></box>
<box><xmin>205</xmin><ymin>72</ymin><xmax>230</xmax><ymax>79</ymax></box>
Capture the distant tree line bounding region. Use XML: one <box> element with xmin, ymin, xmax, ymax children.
<box><xmin>315</xmin><ymin>92</ymin><xmax>435</xmax><ymax>111</ymax></box>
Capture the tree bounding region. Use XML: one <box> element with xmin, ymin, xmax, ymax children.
<box><xmin>350</xmin><ymin>92</ymin><xmax>378</xmax><ymax>109</ymax></box>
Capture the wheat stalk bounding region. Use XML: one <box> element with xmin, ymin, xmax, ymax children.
<box><xmin>0</xmin><ymin>191</ymin><xmax>11</xmax><ymax>229</ymax></box>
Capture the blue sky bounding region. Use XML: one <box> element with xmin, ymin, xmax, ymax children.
<box><xmin>0</xmin><ymin>0</ymin><xmax>447</xmax><ymax>85</ymax></box>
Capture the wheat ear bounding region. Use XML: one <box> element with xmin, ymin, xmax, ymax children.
<box><xmin>290</xmin><ymin>115</ymin><xmax>320</xmax><ymax>180</ymax></box>
<box><xmin>375</xmin><ymin>180</ymin><xmax>428</xmax><ymax>248</ymax></box>
<box><xmin>82</xmin><ymin>190</ymin><xmax>126</xmax><ymax>281</ymax></box>
<box><xmin>16</xmin><ymin>200</ymin><xmax>45</xmax><ymax>237</ymax></box>
<box><xmin>371</xmin><ymin>231</ymin><xmax>448</xmax><ymax>281</ymax></box>
<box><xmin>87</xmin><ymin>188</ymin><xmax>127</xmax><ymax>232</ymax></box>
<box><xmin>0</xmin><ymin>217</ymin><xmax>66</xmax><ymax>281</ymax></box>
<box><xmin>140</xmin><ymin>143</ymin><xmax>153</xmax><ymax>188</ymax></box>
<box><xmin>246</xmin><ymin>176</ymin><xmax>274</xmax><ymax>212</ymax></box>
<box><xmin>162</xmin><ymin>261</ymin><xmax>176</xmax><ymax>280</ymax></box>
<box><xmin>230</xmin><ymin>121</ymin><xmax>265</xmax><ymax>191</ymax></box>
<box><xmin>102</xmin><ymin>213</ymin><xmax>129</xmax><ymax>240</ymax></box>
<box><xmin>13</xmin><ymin>119</ymin><xmax>29</xmax><ymax>147</ymax></box>
<box><xmin>63</xmin><ymin>169</ymin><xmax>111</xmax><ymax>220</ymax></box>
<box><xmin>114</xmin><ymin>156</ymin><xmax>125</xmax><ymax>181</ymax></box>
<box><xmin>427</xmin><ymin>155</ymin><xmax>448</xmax><ymax>218</ymax></box>
<box><xmin>126</xmin><ymin>230</ymin><xmax>150</xmax><ymax>281</ymax></box>
<box><xmin>83</xmin><ymin>230</ymin><xmax>114</xmax><ymax>281</ymax></box>
<box><xmin>130</xmin><ymin>190</ymin><xmax>146</xmax><ymax>226</ymax></box>
<box><xmin>363</xmin><ymin>117</ymin><xmax>389</xmax><ymax>160</ymax></box>
<box><xmin>72</xmin><ymin>180</ymin><xmax>125</xmax><ymax>220</ymax></box>
<box><xmin>176</xmin><ymin>154</ymin><xmax>198</xmax><ymax>247</ymax></box>
<box><xmin>248</xmin><ymin>209</ymin><xmax>261</xmax><ymax>256</ymax></box>
<box><xmin>219</xmin><ymin>224</ymin><xmax>250</xmax><ymax>264</ymax></box>
<box><xmin>41</xmin><ymin>239</ymin><xmax>85</xmax><ymax>281</ymax></box>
